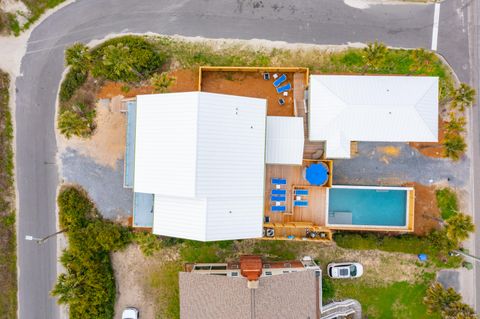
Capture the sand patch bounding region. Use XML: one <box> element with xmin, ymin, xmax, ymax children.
<box><xmin>59</xmin><ymin>101</ymin><xmax>126</xmax><ymax>168</ymax></box>
<box><xmin>377</xmin><ymin>145</ymin><xmax>401</xmax><ymax>157</ymax></box>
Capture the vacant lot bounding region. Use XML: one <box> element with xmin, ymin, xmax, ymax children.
<box><xmin>0</xmin><ymin>70</ymin><xmax>16</xmax><ymax>318</ymax></box>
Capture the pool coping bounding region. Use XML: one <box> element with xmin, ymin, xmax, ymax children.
<box><xmin>325</xmin><ymin>185</ymin><xmax>414</xmax><ymax>232</ymax></box>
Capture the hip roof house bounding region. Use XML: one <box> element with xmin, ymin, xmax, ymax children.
<box><xmin>134</xmin><ymin>92</ymin><xmax>267</xmax><ymax>241</ymax></box>
<box><xmin>309</xmin><ymin>75</ymin><xmax>439</xmax><ymax>158</ymax></box>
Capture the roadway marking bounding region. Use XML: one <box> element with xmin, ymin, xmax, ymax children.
<box><xmin>431</xmin><ymin>2</ymin><xmax>441</xmax><ymax>51</ymax></box>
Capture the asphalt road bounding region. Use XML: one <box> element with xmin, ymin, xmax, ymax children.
<box><xmin>15</xmin><ymin>0</ymin><xmax>472</xmax><ymax>318</ymax></box>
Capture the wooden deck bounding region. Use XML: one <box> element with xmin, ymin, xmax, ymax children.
<box><xmin>264</xmin><ymin>164</ymin><xmax>327</xmax><ymax>227</ymax></box>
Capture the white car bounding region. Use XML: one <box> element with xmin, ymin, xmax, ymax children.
<box><xmin>327</xmin><ymin>262</ymin><xmax>363</xmax><ymax>279</ymax></box>
<box><xmin>122</xmin><ymin>307</ymin><xmax>139</xmax><ymax>319</ymax></box>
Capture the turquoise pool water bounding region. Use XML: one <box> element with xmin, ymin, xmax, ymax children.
<box><xmin>328</xmin><ymin>187</ymin><xmax>407</xmax><ymax>227</ymax></box>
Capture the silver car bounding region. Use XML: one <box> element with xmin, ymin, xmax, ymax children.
<box><xmin>327</xmin><ymin>262</ymin><xmax>363</xmax><ymax>279</ymax></box>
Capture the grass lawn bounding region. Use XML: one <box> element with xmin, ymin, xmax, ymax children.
<box><xmin>332</xmin><ymin>278</ymin><xmax>440</xmax><ymax>319</ymax></box>
<box><xmin>142</xmin><ymin>239</ymin><xmax>443</xmax><ymax>319</ymax></box>
<box><xmin>436</xmin><ymin>188</ymin><xmax>459</xmax><ymax>220</ymax></box>
<box><xmin>0</xmin><ymin>70</ymin><xmax>17</xmax><ymax>318</ymax></box>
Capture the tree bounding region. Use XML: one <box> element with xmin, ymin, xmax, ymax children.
<box><xmin>150</xmin><ymin>72</ymin><xmax>176</xmax><ymax>93</ymax></box>
<box><xmin>443</xmin><ymin>133</ymin><xmax>466</xmax><ymax>161</ymax></box>
<box><xmin>58</xmin><ymin>110</ymin><xmax>90</xmax><ymax>138</ymax></box>
<box><xmin>451</xmin><ymin>83</ymin><xmax>476</xmax><ymax>112</ymax></box>
<box><xmin>101</xmin><ymin>43</ymin><xmax>139</xmax><ymax>81</ymax></box>
<box><xmin>424</xmin><ymin>282</ymin><xmax>477</xmax><ymax>318</ymax></box>
<box><xmin>362</xmin><ymin>41</ymin><xmax>387</xmax><ymax>70</ymax></box>
<box><xmin>424</xmin><ymin>282</ymin><xmax>461</xmax><ymax>314</ymax></box>
<box><xmin>443</xmin><ymin>301</ymin><xmax>476</xmax><ymax>319</ymax></box>
<box><xmin>444</xmin><ymin>213</ymin><xmax>474</xmax><ymax>244</ymax></box>
<box><xmin>445</xmin><ymin>113</ymin><xmax>466</xmax><ymax>134</ymax></box>
<box><xmin>65</xmin><ymin>43</ymin><xmax>91</xmax><ymax>73</ymax></box>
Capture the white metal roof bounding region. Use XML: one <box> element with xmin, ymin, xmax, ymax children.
<box><xmin>134</xmin><ymin>92</ymin><xmax>267</xmax><ymax>241</ymax></box>
<box><xmin>309</xmin><ymin>75</ymin><xmax>439</xmax><ymax>158</ymax></box>
<box><xmin>266</xmin><ymin>116</ymin><xmax>304</xmax><ymax>165</ymax></box>
<box><xmin>153</xmin><ymin>195</ymin><xmax>264</xmax><ymax>241</ymax></box>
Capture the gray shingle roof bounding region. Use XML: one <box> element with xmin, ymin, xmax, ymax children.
<box><xmin>180</xmin><ymin>271</ymin><xmax>320</xmax><ymax>319</ymax></box>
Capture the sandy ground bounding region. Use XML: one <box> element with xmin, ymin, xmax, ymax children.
<box><xmin>202</xmin><ymin>71</ymin><xmax>296</xmax><ymax>116</ymax></box>
<box><xmin>58</xmin><ymin>100</ymin><xmax>127</xmax><ymax>169</ymax></box>
<box><xmin>410</xmin><ymin>117</ymin><xmax>447</xmax><ymax>159</ymax></box>
<box><xmin>112</xmin><ymin>244</ymin><xmax>159</xmax><ymax>319</ymax></box>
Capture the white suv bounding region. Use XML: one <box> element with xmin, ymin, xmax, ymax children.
<box><xmin>122</xmin><ymin>307</ymin><xmax>139</xmax><ymax>319</ymax></box>
<box><xmin>327</xmin><ymin>262</ymin><xmax>363</xmax><ymax>279</ymax></box>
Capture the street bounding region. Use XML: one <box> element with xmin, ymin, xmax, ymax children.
<box><xmin>14</xmin><ymin>0</ymin><xmax>473</xmax><ymax>318</ymax></box>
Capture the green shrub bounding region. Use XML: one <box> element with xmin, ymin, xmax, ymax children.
<box><xmin>57</xmin><ymin>186</ymin><xmax>94</xmax><ymax>229</ymax></box>
<box><xmin>322</xmin><ymin>276</ymin><xmax>335</xmax><ymax>302</ymax></box>
<box><xmin>53</xmin><ymin>186</ymin><xmax>131</xmax><ymax>319</ymax></box>
<box><xmin>59</xmin><ymin>69</ymin><xmax>87</xmax><ymax>102</ymax></box>
<box><xmin>91</xmin><ymin>36</ymin><xmax>165</xmax><ymax>82</ymax></box>
<box><xmin>150</xmin><ymin>72</ymin><xmax>176</xmax><ymax>93</ymax></box>
<box><xmin>443</xmin><ymin>133</ymin><xmax>466</xmax><ymax>161</ymax></box>
<box><xmin>58</xmin><ymin>107</ymin><xmax>96</xmax><ymax>139</ymax></box>
<box><xmin>435</xmin><ymin>188</ymin><xmax>458</xmax><ymax>220</ymax></box>
<box><xmin>133</xmin><ymin>231</ymin><xmax>162</xmax><ymax>256</ymax></box>
<box><xmin>65</xmin><ymin>43</ymin><xmax>91</xmax><ymax>73</ymax></box>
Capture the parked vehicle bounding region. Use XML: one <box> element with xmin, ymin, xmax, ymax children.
<box><xmin>327</xmin><ymin>262</ymin><xmax>363</xmax><ymax>279</ymax></box>
<box><xmin>122</xmin><ymin>307</ymin><xmax>139</xmax><ymax>319</ymax></box>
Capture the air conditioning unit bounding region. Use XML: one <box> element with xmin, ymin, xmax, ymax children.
<box><xmin>266</xmin><ymin>228</ymin><xmax>275</xmax><ymax>237</ymax></box>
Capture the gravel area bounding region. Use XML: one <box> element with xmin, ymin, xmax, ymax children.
<box><xmin>60</xmin><ymin>148</ymin><xmax>133</xmax><ymax>219</ymax></box>
<box><xmin>332</xmin><ymin>142</ymin><xmax>469</xmax><ymax>187</ymax></box>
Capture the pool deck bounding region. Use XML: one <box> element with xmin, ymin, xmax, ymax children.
<box><xmin>263</xmin><ymin>163</ymin><xmax>333</xmax><ymax>241</ymax></box>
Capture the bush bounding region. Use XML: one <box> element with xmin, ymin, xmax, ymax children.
<box><xmin>436</xmin><ymin>188</ymin><xmax>458</xmax><ymax>220</ymax></box>
<box><xmin>59</xmin><ymin>69</ymin><xmax>87</xmax><ymax>102</ymax></box>
<box><xmin>150</xmin><ymin>72</ymin><xmax>176</xmax><ymax>93</ymax></box>
<box><xmin>91</xmin><ymin>36</ymin><xmax>165</xmax><ymax>82</ymax></box>
<box><xmin>58</xmin><ymin>106</ymin><xmax>96</xmax><ymax>139</ymax></box>
<box><xmin>65</xmin><ymin>43</ymin><xmax>91</xmax><ymax>73</ymax></box>
<box><xmin>443</xmin><ymin>133</ymin><xmax>466</xmax><ymax>161</ymax></box>
<box><xmin>53</xmin><ymin>186</ymin><xmax>131</xmax><ymax>319</ymax></box>
<box><xmin>133</xmin><ymin>231</ymin><xmax>162</xmax><ymax>256</ymax></box>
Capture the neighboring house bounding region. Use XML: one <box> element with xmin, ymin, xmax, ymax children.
<box><xmin>308</xmin><ymin>75</ymin><xmax>438</xmax><ymax>159</ymax></box>
<box><xmin>180</xmin><ymin>255</ymin><xmax>360</xmax><ymax>319</ymax></box>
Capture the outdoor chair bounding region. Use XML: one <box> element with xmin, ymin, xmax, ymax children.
<box><xmin>273</xmin><ymin>74</ymin><xmax>287</xmax><ymax>87</ymax></box>
<box><xmin>278</xmin><ymin>98</ymin><xmax>285</xmax><ymax>105</ymax></box>
<box><xmin>263</xmin><ymin>72</ymin><xmax>270</xmax><ymax>80</ymax></box>
<box><xmin>276</xmin><ymin>83</ymin><xmax>292</xmax><ymax>94</ymax></box>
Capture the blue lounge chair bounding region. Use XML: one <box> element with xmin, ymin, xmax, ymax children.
<box><xmin>272</xmin><ymin>189</ymin><xmax>287</xmax><ymax>195</ymax></box>
<box><xmin>294</xmin><ymin>200</ymin><xmax>308</xmax><ymax>207</ymax></box>
<box><xmin>271</xmin><ymin>195</ymin><xmax>286</xmax><ymax>202</ymax></box>
<box><xmin>271</xmin><ymin>206</ymin><xmax>286</xmax><ymax>212</ymax></box>
<box><xmin>294</xmin><ymin>189</ymin><xmax>309</xmax><ymax>196</ymax></box>
<box><xmin>271</xmin><ymin>178</ymin><xmax>287</xmax><ymax>185</ymax></box>
<box><xmin>273</xmin><ymin>74</ymin><xmax>287</xmax><ymax>87</ymax></box>
<box><xmin>276</xmin><ymin>83</ymin><xmax>291</xmax><ymax>94</ymax></box>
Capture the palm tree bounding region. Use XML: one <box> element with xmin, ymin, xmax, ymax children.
<box><xmin>424</xmin><ymin>282</ymin><xmax>461</xmax><ymax>314</ymax></box>
<box><xmin>101</xmin><ymin>43</ymin><xmax>139</xmax><ymax>81</ymax></box>
<box><xmin>445</xmin><ymin>112</ymin><xmax>466</xmax><ymax>134</ymax></box>
<box><xmin>443</xmin><ymin>133</ymin><xmax>467</xmax><ymax>161</ymax></box>
<box><xmin>362</xmin><ymin>41</ymin><xmax>387</xmax><ymax>70</ymax></box>
<box><xmin>65</xmin><ymin>43</ymin><xmax>91</xmax><ymax>73</ymax></box>
<box><xmin>442</xmin><ymin>301</ymin><xmax>476</xmax><ymax>319</ymax></box>
<box><xmin>451</xmin><ymin>83</ymin><xmax>476</xmax><ymax>112</ymax></box>
<box><xmin>445</xmin><ymin>213</ymin><xmax>475</xmax><ymax>244</ymax></box>
<box><xmin>150</xmin><ymin>72</ymin><xmax>176</xmax><ymax>93</ymax></box>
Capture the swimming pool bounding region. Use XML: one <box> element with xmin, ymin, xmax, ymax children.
<box><xmin>326</xmin><ymin>185</ymin><xmax>412</xmax><ymax>229</ymax></box>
